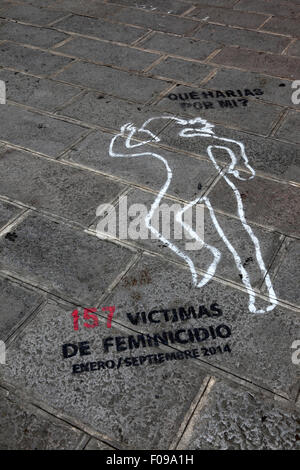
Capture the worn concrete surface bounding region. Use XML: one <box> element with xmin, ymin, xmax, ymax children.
<box><xmin>0</xmin><ymin>0</ymin><xmax>299</xmax><ymax>450</ymax></box>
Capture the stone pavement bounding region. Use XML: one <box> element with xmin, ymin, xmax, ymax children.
<box><xmin>0</xmin><ymin>0</ymin><xmax>299</xmax><ymax>451</ymax></box>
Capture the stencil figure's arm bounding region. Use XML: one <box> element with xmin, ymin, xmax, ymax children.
<box><xmin>109</xmin><ymin>123</ymin><xmax>160</xmax><ymax>158</ymax></box>
<box><xmin>212</xmin><ymin>135</ymin><xmax>255</xmax><ymax>179</ymax></box>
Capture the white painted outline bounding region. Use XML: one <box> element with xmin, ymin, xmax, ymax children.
<box><xmin>0</xmin><ymin>340</ymin><xmax>6</xmax><ymax>364</ymax></box>
<box><xmin>0</xmin><ymin>80</ymin><xmax>6</xmax><ymax>104</ymax></box>
<box><xmin>109</xmin><ymin>116</ymin><xmax>277</xmax><ymax>313</ymax></box>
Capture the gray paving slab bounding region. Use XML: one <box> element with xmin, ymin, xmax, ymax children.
<box><xmin>184</xmin><ymin>0</ymin><xmax>239</xmax><ymax>5</ymax></box>
<box><xmin>193</xmin><ymin>23</ymin><xmax>291</xmax><ymax>54</ymax></box>
<box><xmin>212</xmin><ymin>46</ymin><xmax>300</xmax><ymax>80</ymax></box>
<box><xmin>0</xmin><ymin>104</ymin><xmax>87</xmax><ymax>157</ymax></box>
<box><xmin>139</xmin><ymin>32</ymin><xmax>219</xmax><ymax>61</ymax></box>
<box><xmin>234</xmin><ymin>0</ymin><xmax>300</xmax><ymax>17</ymax></box>
<box><xmin>0</xmin><ymin>389</ymin><xmax>84</xmax><ymax>449</ymax></box>
<box><xmin>15</xmin><ymin>0</ymin><xmax>62</xmax><ymax>6</ymax></box>
<box><xmin>49</xmin><ymin>0</ymin><xmax>122</xmax><ymax>18</ymax></box>
<box><xmin>105</xmin><ymin>0</ymin><xmax>190</xmax><ymax>15</ymax></box>
<box><xmin>187</xmin><ymin>6</ymin><xmax>268</xmax><ymax>28</ymax></box>
<box><xmin>55</xmin><ymin>36</ymin><xmax>159</xmax><ymax>71</ymax></box>
<box><xmin>275</xmin><ymin>111</ymin><xmax>300</xmax><ymax>144</ymax></box>
<box><xmin>261</xmin><ymin>16</ymin><xmax>300</xmax><ymax>37</ymax></box>
<box><xmin>272</xmin><ymin>238</ymin><xmax>300</xmax><ymax>307</ymax></box>
<box><xmin>0</xmin><ymin>42</ymin><xmax>74</xmax><ymax>76</ymax></box>
<box><xmin>58</xmin><ymin>91</ymin><xmax>171</xmax><ymax>132</ymax></box>
<box><xmin>63</xmin><ymin>129</ymin><xmax>217</xmax><ymax>200</ymax></box>
<box><xmin>103</xmin><ymin>187</ymin><xmax>282</xmax><ymax>288</ymax></box>
<box><xmin>0</xmin><ymin>69</ymin><xmax>80</xmax><ymax>112</ymax></box>
<box><xmin>178</xmin><ymin>380</ymin><xmax>300</xmax><ymax>450</ymax></box>
<box><xmin>0</xmin><ymin>212</ymin><xmax>134</xmax><ymax>304</ymax></box>
<box><xmin>85</xmin><ymin>438</ymin><xmax>115</xmax><ymax>450</ymax></box>
<box><xmin>100</xmin><ymin>253</ymin><xmax>300</xmax><ymax>398</ymax></box>
<box><xmin>0</xmin><ymin>148</ymin><xmax>126</xmax><ymax>225</ymax></box>
<box><xmin>1</xmin><ymin>300</ymin><xmax>208</xmax><ymax>449</ymax></box>
<box><xmin>55</xmin><ymin>61</ymin><xmax>170</xmax><ymax>103</ymax></box>
<box><xmin>156</xmin><ymin>85</ymin><xmax>282</xmax><ymax>135</ymax></box>
<box><xmin>158</xmin><ymin>121</ymin><xmax>300</xmax><ymax>183</ymax></box>
<box><xmin>0</xmin><ymin>4</ymin><xmax>67</xmax><ymax>26</ymax></box>
<box><xmin>204</xmin><ymin>68</ymin><xmax>298</xmax><ymax>109</ymax></box>
<box><xmin>280</xmin><ymin>0</ymin><xmax>300</xmax><ymax>4</ymax></box>
<box><xmin>0</xmin><ymin>277</ymin><xmax>43</xmax><ymax>340</ymax></box>
<box><xmin>0</xmin><ymin>20</ymin><xmax>69</xmax><ymax>48</ymax></box>
<box><xmin>149</xmin><ymin>58</ymin><xmax>213</xmax><ymax>85</ymax></box>
<box><xmin>0</xmin><ymin>1</ymin><xmax>14</xmax><ymax>13</ymax></box>
<box><xmin>0</xmin><ymin>199</ymin><xmax>22</xmax><ymax>230</ymax></box>
<box><xmin>208</xmin><ymin>172</ymin><xmax>300</xmax><ymax>237</ymax></box>
<box><xmin>54</xmin><ymin>14</ymin><xmax>147</xmax><ymax>44</ymax></box>
<box><xmin>286</xmin><ymin>39</ymin><xmax>300</xmax><ymax>57</ymax></box>
<box><xmin>112</xmin><ymin>7</ymin><xmax>199</xmax><ymax>35</ymax></box>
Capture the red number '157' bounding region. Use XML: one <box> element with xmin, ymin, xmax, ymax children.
<box><xmin>71</xmin><ymin>306</ymin><xmax>115</xmax><ymax>331</ymax></box>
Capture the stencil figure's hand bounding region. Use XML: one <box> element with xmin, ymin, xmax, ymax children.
<box><xmin>110</xmin><ymin>122</ymin><xmax>160</xmax><ymax>157</ymax></box>
<box><xmin>121</xmin><ymin>123</ymin><xmax>160</xmax><ymax>149</ymax></box>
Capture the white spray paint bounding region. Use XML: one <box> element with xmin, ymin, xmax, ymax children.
<box><xmin>109</xmin><ymin>116</ymin><xmax>277</xmax><ymax>313</ymax></box>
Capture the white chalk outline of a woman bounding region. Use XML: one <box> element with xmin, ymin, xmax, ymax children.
<box><xmin>109</xmin><ymin>115</ymin><xmax>277</xmax><ymax>314</ymax></box>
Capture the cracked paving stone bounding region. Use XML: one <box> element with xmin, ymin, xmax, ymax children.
<box><xmin>102</xmin><ymin>187</ymin><xmax>282</xmax><ymax>288</ymax></box>
<box><xmin>0</xmin><ymin>105</ymin><xmax>87</xmax><ymax>157</ymax></box>
<box><xmin>100</xmin><ymin>253</ymin><xmax>300</xmax><ymax>398</ymax></box>
<box><xmin>177</xmin><ymin>380</ymin><xmax>300</xmax><ymax>450</ymax></box>
<box><xmin>1</xmin><ymin>300</ymin><xmax>208</xmax><ymax>449</ymax></box>
<box><xmin>156</xmin><ymin>85</ymin><xmax>282</xmax><ymax>135</ymax></box>
<box><xmin>0</xmin><ymin>70</ymin><xmax>80</xmax><ymax>112</ymax></box>
<box><xmin>63</xmin><ymin>129</ymin><xmax>217</xmax><ymax>200</ymax></box>
<box><xmin>0</xmin><ymin>212</ymin><xmax>135</xmax><ymax>304</ymax></box>
<box><xmin>0</xmin><ymin>277</ymin><xmax>43</xmax><ymax>340</ymax></box>
<box><xmin>0</xmin><ymin>388</ymin><xmax>84</xmax><ymax>450</ymax></box>
<box><xmin>55</xmin><ymin>61</ymin><xmax>170</xmax><ymax>103</ymax></box>
<box><xmin>158</xmin><ymin>121</ymin><xmax>300</xmax><ymax>183</ymax></box>
<box><xmin>0</xmin><ymin>148</ymin><xmax>126</xmax><ymax>226</ymax></box>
